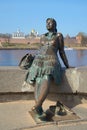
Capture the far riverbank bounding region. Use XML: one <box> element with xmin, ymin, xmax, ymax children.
<box><xmin>0</xmin><ymin>42</ymin><xmax>87</xmax><ymax>50</ymax></box>
<box><xmin>0</xmin><ymin>45</ymin><xmax>87</xmax><ymax>50</ymax></box>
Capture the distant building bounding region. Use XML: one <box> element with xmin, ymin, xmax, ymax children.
<box><xmin>29</xmin><ymin>29</ymin><xmax>39</xmax><ymax>37</ymax></box>
<box><xmin>76</xmin><ymin>35</ymin><xmax>82</xmax><ymax>44</ymax></box>
<box><xmin>64</xmin><ymin>35</ymin><xmax>77</xmax><ymax>47</ymax></box>
<box><xmin>76</xmin><ymin>33</ymin><xmax>87</xmax><ymax>46</ymax></box>
<box><xmin>9</xmin><ymin>29</ymin><xmax>40</xmax><ymax>44</ymax></box>
<box><xmin>12</xmin><ymin>29</ymin><xmax>25</xmax><ymax>39</ymax></box>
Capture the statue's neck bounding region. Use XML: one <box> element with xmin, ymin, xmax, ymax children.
<box><xmin>46</xmin><ymin>32</ymin><xmax>56</xmax><ymax>40</ymax></box>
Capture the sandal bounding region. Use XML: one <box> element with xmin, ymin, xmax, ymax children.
<box><xmin>31</xmin><ymin>106</ymin><xmax>43</xmax><ymax>115</ymax></box>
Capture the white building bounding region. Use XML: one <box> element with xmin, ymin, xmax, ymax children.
<box><xmin>12</xmin><ymin>29</ymin><xmax>25</xmax><ymax>39</ymax></box>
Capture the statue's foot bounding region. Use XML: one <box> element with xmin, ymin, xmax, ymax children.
<box><xmin>31</xmin><ymin>106</ymin><xmax>47</xmax><ymax>121</ymax></box>
<box><xmin>31</xmin><ymin>106</ymin><xmax>43</xmax><ymax>116</ymax></box>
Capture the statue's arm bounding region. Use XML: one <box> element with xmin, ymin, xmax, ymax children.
<box><xmin>58</xmin><ymin>33</ymin><xmax>69</xmax><ymax>68</ymax></box>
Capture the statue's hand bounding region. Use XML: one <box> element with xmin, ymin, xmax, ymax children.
<box><xmin>66</xmin><ymin>66</ymin><xmax>75</xmax><ymax>69</ymax></box>
<box><xmin>69</xmin><ymin>66</ymin><xmax>75</xmax><ymax>68</ymax></box>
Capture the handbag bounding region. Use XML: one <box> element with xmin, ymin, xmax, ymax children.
<box><xmin>19</xmin><ymin>53</ymin><xmax>35</xmax><ymax>70</ymax></box>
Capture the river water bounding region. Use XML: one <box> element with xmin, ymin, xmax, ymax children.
<box><xmin>0</xmin><ymin>49</ymin><xmax>87</xmax><ymax>67</ymax></box>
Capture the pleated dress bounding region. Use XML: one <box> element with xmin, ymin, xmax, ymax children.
<box><xmin>25</xmin><ymin>32</ymin><xmax>62</xmax><ymax>85</ymax></box>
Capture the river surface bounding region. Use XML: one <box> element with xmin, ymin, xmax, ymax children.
<box><xmin>0</xmin><ymin>49</ymin><xmax>87</xmax><ymax>67</ymax></box>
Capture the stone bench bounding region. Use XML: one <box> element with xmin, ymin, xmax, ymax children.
<box><xmin>0</xmin><ymin>66</ymin><xmax>87</xmax><ymax>94</ymax></box>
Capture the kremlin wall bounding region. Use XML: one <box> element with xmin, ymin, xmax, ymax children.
<box><xmin>0</xmin><ymin>29</ymin><xmax>86</xmax><ymax>47</ymax></box>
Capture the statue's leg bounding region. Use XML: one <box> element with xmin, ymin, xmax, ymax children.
<box><xmin>33</xmin><ymin>75</ymin><xmax>51</xmax><ymax>114</ymax></box>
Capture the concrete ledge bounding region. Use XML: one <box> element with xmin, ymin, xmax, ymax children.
<box><xmin>0</xmin><ymin>66</ymin><xmax>87</xmax><ymax>94</ymax></box>
<box><xmin>50</xmin><ymin>66</ymin><xmax>87</xmax><ymax>94</ymax></box>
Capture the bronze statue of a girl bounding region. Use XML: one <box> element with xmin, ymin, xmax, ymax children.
<box><xmin>25</xmin><ymin>18</ymin><xmax>69</xmax><ymax>118</ymax></box>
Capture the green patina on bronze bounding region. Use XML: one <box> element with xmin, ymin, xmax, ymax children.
<box><xmin>24</xmin><ymin>18</ymin><xmax>69</xmax><ymax>120</ymax></box>
<box><xmin>26</xmin><ymin>31</ymin><xmax>62</xmax><ymax>85</ymax></box>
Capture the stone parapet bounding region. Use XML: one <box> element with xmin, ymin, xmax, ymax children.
<box><xmin>0</xmin><ymin>66</ymin><xmax>87</xmax><ymax>94</ymax></box>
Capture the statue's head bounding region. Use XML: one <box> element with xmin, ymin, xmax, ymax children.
<box><xmin>46</xmin><ymin>18</ymin><xmax>57</xmax><ymax>32</ymax></box>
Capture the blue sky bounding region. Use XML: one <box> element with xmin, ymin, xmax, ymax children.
<box><xmin>0</xmin><ymin>0</ymin><xmax>87</xmax><ymax>37</ymax></box>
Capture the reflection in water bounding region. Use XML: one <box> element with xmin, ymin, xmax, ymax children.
<box><xmin>77</xmin><ymin>50</ymin><xmax>84</xmax><ymax>59</ymax></box>
<box><xmin>0</xmin><ymin>49</ymin><xmax>87</xmax><ymax>67</ymax></box>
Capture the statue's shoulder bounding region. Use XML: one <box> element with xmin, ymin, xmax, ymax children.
<box><xmin>57</xmin><ymin>32</ymin><xmax>63</xmax><ymax>38</ymax></box>
<box><xmin>40</xmin><ymin>33</ymin><xmax>48</xmax><ymax>40</ymax></box>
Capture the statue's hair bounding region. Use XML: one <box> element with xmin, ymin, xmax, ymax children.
<box><xmin>46</xmin><ymin>18</ymin><xmax>57</xmax><ymax>32</ymax></box>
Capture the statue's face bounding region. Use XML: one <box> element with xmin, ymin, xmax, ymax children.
<box><xmin>46</xmin><ymin>19</ymin><xmax>54</xmax><ymax>31</ymax></box>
